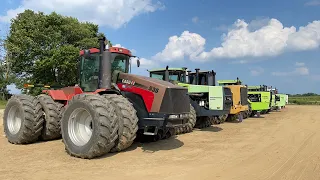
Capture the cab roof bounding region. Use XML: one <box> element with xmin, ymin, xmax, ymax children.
<box><xmin>217</xmin><ymin>80</ymin><xmax>242</xmax><ymax>84</ymax></box>
<box><xmin>248</xmin><ymin>86</ymin><xmax>262</xmax><ymax>89</ymax></box>
<box><xmin>188</xmin><ymin>70</ymin><xmax>211</xmax><ymax>74</ymax></box>
<box><xmin>148</xmin><ymin>68</ymin><xmax>185</xmax><ymax>72</ymax></box>
<box><xmin>79</xmin><ymin>47</ymin><xmax>132</xmax><ymax>56</ymax></box>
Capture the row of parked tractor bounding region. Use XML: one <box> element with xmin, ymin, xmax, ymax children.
<box><xmin>148</xmin><ymin>67</ymin><xmax>288</xmax><ymax>132</ymax></box>
<box><xmin>2</xmin><ymin>37</ymin><xmax>288</xmax><ymax>159</ymax></box>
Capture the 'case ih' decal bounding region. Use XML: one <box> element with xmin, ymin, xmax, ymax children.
<box><xmin>122</xmin><ymin>79</ymin><xmax>135</xmax><ymax>85</ymax></box>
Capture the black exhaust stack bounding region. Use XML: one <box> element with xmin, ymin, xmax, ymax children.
<box><xmin>211</xmin><ymin>70</ymin><xmax>216</xmax><ymax>86</ymax></box>
<box><xmin>164</xmin><ymin>65</ymin><xmax>169</xmax><ymax>81</ymax></box>
<box><xmin>187</xmin><ymin>70</ymin><xmax>192</xmax><ymax>84</ymax></box>
<box><xmin>98</xmin><ymin>37</ymin><xmax>112</xmax><ymax>89</ymax></box>
<box><xmin>236</xmin><ymin>77</ymin><xmax>240</xmax><ymax>85</ymax></box>
<box><xmin>195</xmin><ymin>68</ymin><xmax>200</xmax><ymax>85</ymax></box>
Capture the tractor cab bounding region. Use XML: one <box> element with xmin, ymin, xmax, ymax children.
<box><xmin>148</xmin><ymin>67</ymin><xmax>187</xmax><ymax>83</ymax></box>
<box><xmin>217</xmin><ymin>78</ymin><xmax>242</xmax><ymax>86</ymax></box>
<box><xmin>79</xmin><ymin>42</ymin><xmax>139</xmax><ymax>92</ymax></box>
<box><xmin>248</xmin><ymin>85</ymin><xmax>268</xmax><ymax>92</ymax></box>
<box><xmin>187</xmin><ymin>69</ymin><xmax>216</xmax><ymax>86</ymax></box>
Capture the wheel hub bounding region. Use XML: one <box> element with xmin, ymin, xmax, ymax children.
<box><xmin>68</xmin><ymin>108</ymin><xmax>93</xmax><ymax>146</ymax></box>
<box><xmin>7</xmin><ymin>105</ymin><xmax>22</xmax><ymax>135</ymax></box>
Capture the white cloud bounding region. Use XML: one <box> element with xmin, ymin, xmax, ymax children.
<box><xmin>250</xmin><ymin>67</ymin><xmax>264</xmax><ymax>76</ymax></box>
<box><xmin>192</xmin><ymin>16</ymin><xmax>199</xmax><ymax>23</ymax></box>
<box><xmin>151</xmin><ymin>18</ymin><xmax>320</xmax><ymax>63</ymax></box>
<box><xmin>272</xmin><ymin>63</ymin><xmax>309</xmax><ymax>76</ymax></box>
<box><xmin>0</xmin><ymin>0</ymin><xmax>164</xmax><ymax>29</ymax></box>
<box><xmin>305</xmin><ymin>0</ymin><xmax>320</xmax><ymax>6</ymax></box>
<box><xmin>196</xmin><ymin>19</ymin><xmax>297</xmax><ymax>60</ymax></box>
<box><xmin>152</xmin><ymin>31</ymin><xmax>206</xmax><ymax>62</ymax></box>
<box><xmin>287</xmin><ymin>21</ymin><xmax>320</xmax><ymax>50</ymax></box>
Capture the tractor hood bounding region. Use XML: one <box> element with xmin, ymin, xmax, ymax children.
<box><xmin>117</xmin><ymin>73</ymin><xmax>190</xmax><ymax>114</ymax></box>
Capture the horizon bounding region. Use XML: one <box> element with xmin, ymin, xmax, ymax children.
<box><xmin>1</xmin><ymin>0</ymin><xmax>320</xmax><ymax>94</ymax></box>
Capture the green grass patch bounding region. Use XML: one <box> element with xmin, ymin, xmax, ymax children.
<box><xmin>289</xmin><ymin>96</ymin><xmax>320</xmax><ymax>105</ymax></box>
<box><xmin>0</xmin><ymin>100</ymin><xmax>7</xmax><ymax>109</ymax></box>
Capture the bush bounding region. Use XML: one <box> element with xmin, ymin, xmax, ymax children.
<box><xmin>289</xmin><ymin>96</ymin><xmax>320</xmax><ymax>105</ymax></box>
<box><xmin>0</xmin><ymin>100</ymin><xmax>7</xmax><ymax>109</ymax></box>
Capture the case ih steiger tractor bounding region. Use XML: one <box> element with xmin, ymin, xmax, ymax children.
<box><xmin>3</xmin><ymin>37</ymin><xmax>190</xmax><ymax>159</ymax></box>
<box><xmin>247</xmin><ymin>85</ymin><xmax>272</xmax><ymax>117</ymax></box>
<box><xmin>217</xmin><ymin>78</ymin><xmax>250</xmax><ymax>122</ymax></box>
<box><xmin>148</xmin><ymin>67</ymin><xmax>232</xmax><ymax>131</ymax></box>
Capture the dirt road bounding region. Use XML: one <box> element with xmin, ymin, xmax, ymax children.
<box><xmin>1</xmin><ymin>105</ymin><xmax>320</xmax><ymax>180</ymax></box>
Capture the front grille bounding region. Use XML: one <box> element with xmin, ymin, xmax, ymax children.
<box><xmin>159</xmin><ymin>88</ymin><xmax>190</xmax><ymax>114</ymax></box>
<box><xmin>240</xmin><ymin>87</ymin><xmax>248</xmax><ymax>105</ymax></box>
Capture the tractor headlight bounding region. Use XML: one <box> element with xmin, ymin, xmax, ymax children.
<box><xmin>169</xmin><ymin>114</ymin><xmax>179</xmax><ymax>119</ymax></box>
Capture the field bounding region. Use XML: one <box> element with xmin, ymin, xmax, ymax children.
<box><xmin>0</xmin><ymin>100</ymin><xmax>7</xmax><ymax>109</ymax></box>
<box><xmin>289</xmin><ymin>95</ymin><xmax>320</xmax><ymax>105</ymax></box>
<box><xmin>1</xmin><ymin>105</ymin><xmax>320</xmax><ymax>180</ymax></box>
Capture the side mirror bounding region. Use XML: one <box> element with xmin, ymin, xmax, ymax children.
<box><xmin>137</xmin><ymin>59</ymin><xmax>140</xmax><ymax>67</ymax></box>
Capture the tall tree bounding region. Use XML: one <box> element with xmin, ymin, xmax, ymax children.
<box><xmin>0</xmin><ymin>30</ymin><xmax>11</xmax><ymax>99</ymax></box>
<box><xmin>4</xmin><ymin>10</ymin><xmax>105</xmax><ymax>94</ymax></box>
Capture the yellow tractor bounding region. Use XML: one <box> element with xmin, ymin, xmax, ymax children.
<box><xmin>217</xmin><ymin>78</ymin><xmax>250</xmax><ymax>122</ymax></box>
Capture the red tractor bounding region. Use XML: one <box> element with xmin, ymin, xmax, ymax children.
<box><xmin>3</xmin><ymin>37</ymin><xmax>190</xmax><ymax>159</ymax></box>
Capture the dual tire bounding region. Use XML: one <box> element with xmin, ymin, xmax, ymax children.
<box><xmin>3</xmin><ymin>94</ymin><xmax>65</xmax><ymax>144</ymax></box>
<box><xmin>61</xmin><ymin>94</ymin><xmax>139</xmax><ymax>159</ymax></box>
<box><xmin>3</xmin><ymin>93</ymin><xmax>139</xmax><ymax>159</ymax></box>
<box><xmin>3</xmin><ymin>95</ymin><xmax>44</xmax><ymax>144</ymax></box>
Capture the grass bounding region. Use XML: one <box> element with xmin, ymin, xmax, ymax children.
<box><xmin>0</xmin><ymin>100</ymin><xmax>7</xmax><ymax>109</ymax></box>
<box><xmin>289</xmin><ymin>96</ymin><xmax>320</xmax><ymax>105</ymax></box>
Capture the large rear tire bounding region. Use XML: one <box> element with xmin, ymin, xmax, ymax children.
<box><xmin>184</xmin><ymin>104</ymin><xmax>196</xmax><ymax>133</ymax></box>
<box><xmin>61</xmin><ymin>94</ymin><xmax>119</xmax><ymax>159</ymax></box>
<box><xmin>103</xmin><ymin>94</ymin><xmax>139</xmax><ymax>152</ymax></box>
<box><xmin>37</xmin><ymin>94</ymin><xmax>64</xmax><ymax>141</ymax></box>
<box><xmin>3</xmin><ymin>95</ymin><xmax>44</xmax><ymax>144</ymax></box>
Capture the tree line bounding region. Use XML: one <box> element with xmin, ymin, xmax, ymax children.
<box><xmin>0</xmin><ymin>9</ymin><xmax>108</xmax><ymax>98</ymax></box>
<box><xmin>288</xmin><ymin>93</ymin><xmax>319</xmax><ymax>97</ymax></box>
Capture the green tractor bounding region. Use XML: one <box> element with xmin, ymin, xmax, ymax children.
<box><xmin>276</xmin><ymin>94</ymin><xmax>287</xmax><ymax>109</ymax></box>
<box><xmin>247</xmin><ymin>85</ymin><xmax>272</xmax><ymax>117</ymax></box>
<box><xmin>148</xmin><ymin>67</ymin><xmax>233</xmax><ymax>133</ymax></box>
<box><xmin>267</xmin><ymin>87</ymin><xmax>280</xmax><ymax>111</ymax></box>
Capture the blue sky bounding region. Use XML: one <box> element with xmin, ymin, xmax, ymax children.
<box><xmin>1</xmin><ymin>0</ymin><xmax>320</xmax><ymax>94</ymax></box>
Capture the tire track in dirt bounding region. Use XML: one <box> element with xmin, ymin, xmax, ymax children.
<box><xmin>0</xmin><ymin>105</ymin><xmax>320</xmax><ymax>180</ymax></box>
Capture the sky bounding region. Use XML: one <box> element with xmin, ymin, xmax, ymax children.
<box><xmin>0</xmin><ymin>0</ymin><xmax>320</xmax><ymax>94</ymax></box>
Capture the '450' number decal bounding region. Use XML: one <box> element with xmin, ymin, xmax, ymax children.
<box><xmin>148</xmin><ymin>86</ymin><xmax>159</xmax><ymax>93</ymax></box>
